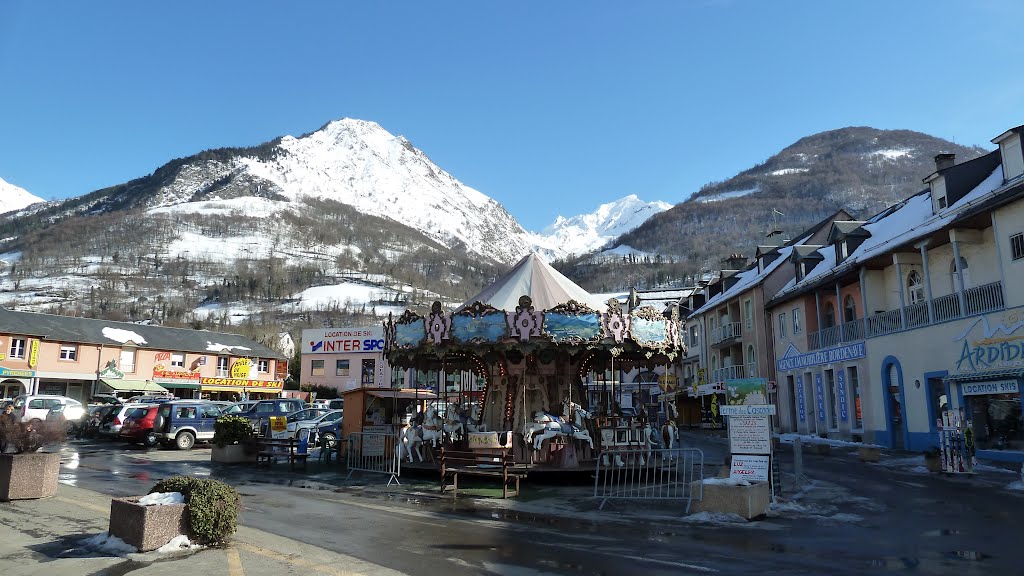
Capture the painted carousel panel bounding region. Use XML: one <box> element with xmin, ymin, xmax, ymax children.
<box><xmin>395</xmin><ymin>321</ymin><xmax>426</xmax><ymax>347</ymax></box>
<box><xmin>452</xmin><ymin>314</ymin><xmax>507</xmax><ymax>343</ymax></box>
<box><xmin>630</xmin><ymin>317</ymin><xmax>669</xmax><ymax>344</ymax></box>
<box><xmin>543</xmin><ymin>312</ymin><xmax>602</xmax><ymax>343</ymax></box>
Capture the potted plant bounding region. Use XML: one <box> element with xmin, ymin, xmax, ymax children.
<box><xmin>211</xmin><ymin>415</ymin><xmax>258</xmax><ymax>464</ymax></box>
<box><xmin>924</xmin><ymin>446</ymin><xmax>943</xmax><ymax>473</ymax></box>
<box><xmin>0</xmin><ymin>419</ymin><xmax>66</xmax><ymax>501</ymax></box>
<box><xmin>109</xmin><ymin>475</ymin><xmax>240</xmax><ymax>551</ymax></box>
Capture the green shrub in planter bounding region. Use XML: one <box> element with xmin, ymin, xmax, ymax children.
<box><xmin>214</xmin><ymin>415</ymin><xmax>257</xmax><ymax>448</ymax></box>
<box><xmin>150</xmin><ymin>476</ymin><xmax>240</xmax><ymax>544</ymax></box>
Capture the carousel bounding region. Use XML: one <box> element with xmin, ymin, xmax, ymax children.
<box><xmin>382</xmin><ymin>253</ymin><xmax>687</xmax><ymax>470</ymax></box>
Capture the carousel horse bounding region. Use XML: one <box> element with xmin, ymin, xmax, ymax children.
<box><xmin>397</xmin><ymin>420</ymin><xmax>424</xmax><ymax>463</ymax></box>
<box><xmin>661</xmin><ymin>419</ymin><xmax>678</xmax><ymax>460</ymax></box>
<box><xmin>466</xmin><ymin>403</ymin><xmax>486</xmax><ymax>433</ymax></box>
<box><xmin>667</xmin><ymin>401</ymin><xmax>679</xmax><ymax>421</ymax></box>
<box><xmin>419</xmin><ymin>407</ymin><xmax>445</xmax><ymax>448</ymax></box>
<box><xmin>443</xmin><ymin>404</ymin><xmax>465</xmax><ymax>442</ymax></box>
<box><xmin>562</xmin><ymin>398</ymin><xmax>593</xmax><ymax>428</ymax></box>
<box><xmin>639</xmin><ymin>422</ymin><xmax>659</xmax><ymax>466</ymax></box>
<box><xmin>528</xmin><ymin>411</ymin><xmax>594</xmax><ymax>451</ymax></box>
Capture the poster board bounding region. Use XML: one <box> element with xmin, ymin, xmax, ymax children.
<box><xmin>730</xmin><ymin>455</ymin><xmax>770</xmax><ymax>482</ymax></box>
<box><xmin>728</xmin><ymin>415</ymin><xmax>771</xmax><ymax>455</ymax></box>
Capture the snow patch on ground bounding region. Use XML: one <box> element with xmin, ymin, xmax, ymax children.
<box><xmin>703</xmin><ymin>477</ymin><xmax>751</xmax><ymax>486</ymax></box>
<box><xmin>870</xmin><ymin>148</ymin><xmax>913</xmax><ymax>160</ymax></box>
<box><xmin>81</xmin><ymin>533</ymin><xmax>137</xmax><ymax>555</ymax></box>
<box><xmin>138</xmin><ymin>491</ymin><xmax>185</xmax><ymax>505</ymax></box>
<box><xmin>682</xmin><ymin>511</ymin><xmax>749</xmax><ymax>524</ymax></box>
<box><xmin>155</xmin><ymin>535</ymin><xmax>201</xmax><ymax>553</ymax></box>
<box><xmin>767</xmin><ymin>168</ymin><xmax>809</xmax><ymax>176</ymax></box>
<box><xmin>1006</xmin><ymin>481</ymin><xmax>1024</xmax><ymax>492</ymax></box>
<box><xmin>696</xmin><ymin>187</ymin><xmax>759</xmax><ymax>203</ymax></box>
<box><xmin>778</xmin><ymin>433</ymin><xmax>882</xmax><ymax>448</ymax></box>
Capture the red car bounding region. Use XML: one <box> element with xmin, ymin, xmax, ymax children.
<box><xmin>120</xmin><ymin>405</ymin><xmax>160</xmax><ymax>447</ymax></box>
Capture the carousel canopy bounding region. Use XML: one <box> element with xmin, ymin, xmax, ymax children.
<box><xmin>460</xmin><ymin>253</ymin><xmax>607</xmax><ymax>312</ymax></box>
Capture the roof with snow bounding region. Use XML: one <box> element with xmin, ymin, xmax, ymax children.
<box><xmin>0</xmin><ymin>307</ymin><xmax>284</xmax><ymax>358</ymax></box>
<box><xmin>769</xmin><ymin>160</ymin><xmax>1009</xmax><ymax>306</ymax></box>
<box><xmin>460</xmin><ymin>253</ymin><xmax>608</xmax><ymax>312</ymax></box>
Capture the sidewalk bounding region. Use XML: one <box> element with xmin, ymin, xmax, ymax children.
<box><xmin>0</xmin><ymin>483</ymin><xmax>406</xmax><ymax>576</ymax></box>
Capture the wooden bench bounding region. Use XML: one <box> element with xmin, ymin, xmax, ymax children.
<box><xmin>440</xmin><ymin>448</ymin><xmax>527</xmax><ymax>499</ymax></box>
<box><xmin>256</xmin><ymin>437</ymin><xmax>309</xmax><ymax>471</ymax></box>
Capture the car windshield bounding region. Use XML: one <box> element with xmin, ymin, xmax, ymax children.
<box><xmin>127</xmin><ymin>407</ymin><xmax>149</xmax><ymax>418</ymax></box>
<box><xmin>320</xmin><ymin>411</ymin><xmax>341</xmax><ymax>423</ymax></box>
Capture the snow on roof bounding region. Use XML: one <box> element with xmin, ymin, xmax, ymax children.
<box><xmin>772</xmin><ymin>167</ymin><xmax>1005</xmax><ymax>302</ymax></box>
<box><xmin>101</xmin><ymin>327</ymin><xmax>148</xmax><ymax>345</ymax></box>
<box><xmin>690</xmin><ymin>241</ymin><xmax>803</xmax><ymax>318</ymax></box>
<box><xmin>206</xmin><ymin>342</ymin><xmax>252</xmax><ymax>353</ymax></box>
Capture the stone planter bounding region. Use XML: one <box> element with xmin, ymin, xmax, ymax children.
<box><xmin>924</xmin><ymin>453</ymin><xmax>943</xmax><ymax>473</ymax></box>
<box><xmin>689</xmin><ymin>480</ymin><xmax>770</xmax><ymax>520</ymax></box>
<box><xmin>858</xmin><ymin>447</ymin><xmax>881</xmax><ymax>463</ymax></box>
<box><xmin>108</xmin><ymin>497</ymin><xmax>189</xmax><ymax>552</ymax></box>
<box><xmin>0</xmin><ymin>453</ymin><xmax>60</xmax><ymax>501</ymax></box>
<box><xmin>211</xmin><ymin>444</ymin><xmax>257</xmax><ymax>464</ymax></box>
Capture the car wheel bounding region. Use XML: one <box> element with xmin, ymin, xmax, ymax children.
<box><xmin>143</xmin><ymin>431</ymin><xmax>159</xmax><ymax>448</ymax></box>
<box><xmin>175</xmin><ymin>431</ymin><xmax>196</xmax><ymax>450</ymax></box>
<box><xmin>322</xmin><ymin>432</ymin><xmax>337</xmax><ymax>449</ymax></box>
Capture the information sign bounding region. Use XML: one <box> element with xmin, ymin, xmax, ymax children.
<box><xmin>728</xmin><ymin>415</ymin><xmax>772</xmax><ymax>454</ymax></box>
<box><xmin>730</xmin><ymin>455</ymin><xmax>770</xmax><ymax>482</ymax></box>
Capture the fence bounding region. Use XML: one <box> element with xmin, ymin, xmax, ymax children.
<box><xmin>346</xmin><ymin>432</ymin><xmax>402</xmax><ymax>486</ymax></box>
<box><xmin>593</xmin><ymin>448</ymin><xmax>704</xmax><ymax>513</ymax></box>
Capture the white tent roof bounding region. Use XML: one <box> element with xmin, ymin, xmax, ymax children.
<box><xmin>461</xmin><ymin>253</ymin><xmax>608</xmax><ymax>312</ymax></box>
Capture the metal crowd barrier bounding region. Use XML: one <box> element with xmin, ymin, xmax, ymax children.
<box><xmin>593</xmin><ymin>448</ymin><xmax>704</xmax><ymax>513</ymax></box>
<box><xmin>346</xmin><ymin>432</ymin><xmax>401</xmax><ymax>486</ymax></box>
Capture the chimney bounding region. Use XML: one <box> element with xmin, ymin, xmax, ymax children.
<box><xmin>934</xmin><ymin>153</ymin><xmax>956</xmax><ymax>172</ymax></box>
<box><xmin>722</xmin><ymin>253</ymin><xmax>748</xmax><ymax>270</ymax></box>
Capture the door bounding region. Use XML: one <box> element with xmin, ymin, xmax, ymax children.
<box><xmin>887</xmin><ymin>364</ymin><xmax>904</xmax><ymax>450</ymax></box>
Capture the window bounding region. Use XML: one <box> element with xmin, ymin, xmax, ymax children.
<box><xmin>311</xmin><ymin>359</ymin><xmax>325</xmax><ymax>376</ymax></box>
<box><xmin>120</xmin><ymin>349</ymin><xmax>136</xmax><ymax>373</ymax></box>
<box><xmin>170</xmin><ymin>353</ymin><xmax>185</xmax><ymax>368</ymax></box>
<box><xmin>361</xmin><ymin>360</ymin><xmax>376</xmax><ymax>385</ymax></box>
<box><xmin>1011</xmin><ymin>233</ymin><xmax>1024</xmax><ymax>261</ymax></box>
<box><xmin>176</xmin><ymin>406</ymin><xmax>197</xmax><ymax>419</ymax></box>
<box><xmin>792</xmin><ymin>308</ymin><xmax>801</xmax><ymax>333</ymax></box>
<box><xmin>951</xmin><ymin>257</ymin><xmax>970</xmax><ymax>291</ymax></box>
<box><xmin>257</xmin><ymin>359</ymin><xmax>269</xmax><ymax>374</ymax></box>
<box><xmin>746</xmin><ymin>345</ymin><xmax>756</xmax><ymax>374</ymax></box>
<box><xmin>9</xmin><ymin>338</ymin><xmax>26</xmax><ymax>359</ymax></box>
<box><xmin>217</xmin><ymin>356</ymin><xmax>229</xmax><ymax>377</ymax></box>
<box><xmin>843</xmin><ymin>295</ymin><xmax>856</xmax><ymax>323</ymax></box>
<box><xmin>391</xmin><ymin>366</ymin><xmax>406</xmax><ymax>387</ymax></box>
<box><xmin>938</xmin><ymin>196</ymin><xmax>947</xmax><ymax>210</ymax></box>
<box><xmin>335</xmin><ymin>360</ymin><xmax>350</xmax><ymax>376</ymax></box>
<box><xmin>59</xmin><ymin>344</ymin><xmax>78</xmax><ymax>361</ymax></box>
<box><xmin>689</xmin><ymin>326</ymin><xmax>698</xmax><ymax>346</ymax></box>
<box><xmin>778</xmin><ymin>313</ymin><xmax>787</xmax><ymax>338</ymax></box>
<box><xmin>840</xmin><ymin>241</ymin><xmax>849</xmax><ymax>260</ymax></box>
<box><xmin>907</xmin><ymin>270</ymin><xmax>925</xmax><ymax>304</ymax></box>
<box><xmin>744</xmin><ymin>299</ymin><xmax>753</xmax><ymax>330</ymax></box>
<box><xmin>823</xmin><ymin>302</ymin><xmax>836</xmax><ymax>328</ymax></box>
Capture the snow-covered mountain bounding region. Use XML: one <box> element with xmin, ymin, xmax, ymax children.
<box><xmin>531</xmin><ymin>195</ymin><xmax>672</xmax><ymax>260</ymax></box>
<box><xmin>43</xmin><ymin>118</ymin><xmax>535</xmax><ymax>265</ymax></box>
<box><xmin>0</xmin><ymin>178</ymin><xmax>45</xmax><ymax>215</ymax></box>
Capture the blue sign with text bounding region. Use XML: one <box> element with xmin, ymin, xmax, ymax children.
<box><xmin>777</xmin><ymin>342</ymin><xmax>866</xmax><ymax>372</ymax></box>
<box><xmin>815</xmin><ymin>373</ymin><xmax>826</xmax><ymax>423</ymax></box>
<box><xmin>837</xmin><ymin>370</ymin><xmax>848</xmax><ymax>422</ymax></box>
<box><xmin>796</xmin><ymin>375</ymin><xmax>806</xmax><ymax>423</ymax></box>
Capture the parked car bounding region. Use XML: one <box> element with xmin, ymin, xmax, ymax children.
<box><xmin>125</xmin><ymin>394</ymin><xmax>176</xmax><ymax>404</ymax></box>
<box><xmin>119</xmin><ymin>405</ymin><xmax>161</xmax><ymax>447</ymax></box>
<box><xmin>12</xmin><ymin>395</ymin><xmax>86</xmax><ymax>425</ymax></box>
<box><xmin>315</xmin><ymin>416</ymin><xmax>343</xmax><ymax>449</ymax></box>
<box><xmin>78</xmin><ymin>405</ymin><xmax>117</xmax><ymax>439</ymax></box>
<box><xmin>89</xmin><ymin>394</ymin><xmax>123</xmax><ymax>405</ymax></box>
<box><xmin>221</xmin><ymin>400</ymin><xmax>258</xmax><ymax>415</ymax></box>
<box><xmin>152</xmin><ymin>401</ymin><xmax>224</xmax><ymax>449</ymax></box>
<box><xmin>99</xmin><ymin>403</ymin><xmax>153</xmax><ymax>439</ymax></box>
<box><xmin>326</xmin><ymin>399</ymin><xmax>344</xmax><ymax>411</ymax></box>
<box><xmin>240</xmin><ymin>399</ymin><xmax>306</xmax><ymax>420</ymax></box>
<box><xmin>287</xmin><ymin>409</ymin><xmax>340</xmax><ymax>438</ymax></box>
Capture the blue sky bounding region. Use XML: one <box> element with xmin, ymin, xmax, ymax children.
<box><xmin>1</xmin><ymin>1</ymin><xmax>1021</xmax><ymax>230</ymax></box>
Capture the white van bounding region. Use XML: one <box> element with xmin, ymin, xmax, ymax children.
<box><xmin>12</xmin><ymin>395</ymin><xmax>85</xmax><ymax>424</ymax></box>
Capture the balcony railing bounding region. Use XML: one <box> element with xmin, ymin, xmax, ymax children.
<box><xmin>860</xmin><ymin>281</ymin><xmax>1004</xmax><ymax>340</ymax></box>
<box><xmin>711</xmin><ymin>364</ymin><xmax>745</xmax><ymax>384</ymax></box>
<box><xmin>710</xmin><ymin>322</ymin><xmax>742</xmax><ymax>347</ymax></box>
<box><xmin>808</xmin><ymin>318</ymin><xmax>866</xmax><ymax>350</ymax></box>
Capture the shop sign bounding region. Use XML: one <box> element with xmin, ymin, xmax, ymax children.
<box><xmin>28</xmin><ymin>340</ymin><xmax>39</xmax><ymax>369</ymax></box>
<box><xmin>728</xmin><ymin>415</ymin><xmax>771</xmax><ymax>454</ymax></box>
<box><xmin>99</xmin><ymin>364</ymin><xmax>125</xmax><ymax>379</ymax></box>
<box><xmin>154</xmin><ymin>351</ymin><xmax>171</xmax><ymax>361</ymax></box>
<box><xmin>200</xmin><ymin>377</ymin><xmax>282</xmax><ymax>389</ymax></box>
<box><xmin>720</xmin><ymin>404</ymin><xmax>776</xmax><ymax>416</ymax></box>
<box><xmin>727</xmin><ymin>378</ymin><xmax>767</xmax><ymax>405</ymax></box>
<box><xmin>815</xmin><ymin>373</ymin><xmax>826</xmax><ymax>423</ymax></box>
<box><xmin>776</xmin><ymin>342</ymin><xmax>865</xmax><ymax>372</ymax></box>
<box><xmin>0</xmin><ymin>367</ymin><xmax>34</xmax><ymax>378</ymax></box>
<box><xmin>275</xmin><ymin>360</ymin><xmax>288</xmax><ymax>381</ymax></box>
<box><xmin>730</xmin><ymin>455</ymin><xmax>770</xmax><ymax>482</ymax></box>
<box><xmin>153</xmin><ymin>369</ymin><xmax>201</xmax><ymax>384</ymax></box>
<box><xmin>837</xmin><ymin>370</ymin><xmax>848</xmax><ymax>422</ymax></box>
<box><xmin>796</xmin><ymin>375</ymin><xmax>806</xmax><ymax>422</ymax></box>
<box><xmin>230</xmin><ymin>358</ymin><xmax>252</xmax><ymax>379</ymax></box>
<box><xmin>658</xmin><ymin>373</ymin><xmax>678</xmax><ymax>392</ymax></box>
<box><xmin>954</xmin><ymin>314</ymin><xmax>1024</xmax><ymax>372</ymax></box>
<box><xmin>962</xmin><ymin>380</ymin><xmax>1019</xmax><ymax>396</ymax></box>
<box><xmin>303</xmin><ymin>327</ymin><xmax>385</xmax><ymax>355</ymax></box>
<box><xmin>361</xmin><ymin>425</ymin><xmax>389</xmax><ymax>456</ymax></box>
<box><xmin>468</xmin><ymin>432</ymin><xmax>512</xmax><ymax>449</ymax></box>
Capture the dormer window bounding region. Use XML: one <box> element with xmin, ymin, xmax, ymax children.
<box><xmin>938</xmin><ymin>196</ymin><xmax>947</xmax><ymax>210</ymax></box>
<box><xmin>992</xmin><ymin>127</ymin><xmax>1024</xmax><ymax>182</ymax></box>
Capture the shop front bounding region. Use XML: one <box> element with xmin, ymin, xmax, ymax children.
<box><xmin>151</xmin><ymin>368</ymin><xmax>202</xmax><ymax>399</ymax></box>
<box><xmin>301</xmin><ymin>327</ymin><xmax>392</xmax><ymax>394</ymax></box>
<box><xmin>0</xmin><ymin>367</ymin><xmax>33</xmax><ymax>398</ymax></box>
<box><xmin>199</xmin><ymin>377</ymin><xmax>283</xmax><ymax>400</ymax></box>
<box><xmin>774</xmin><ymin>342</ymin><xmax>868</xmax><ymax>439</ymax></box>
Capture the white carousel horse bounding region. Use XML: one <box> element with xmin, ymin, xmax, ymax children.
<box><xmin>661</xmin><ymin>419</ymin><xmax>678</xmax><ymax>459</ymax></box>
<box><xmin>443</xmin><ymin>404</ymin><xmax>465</xmax><ymax>442</ymax></box>
<box><xmin>397</xmin><ymin>421</ymin><xmax>424</xmax><ymax>463</ymax></box>
<box><xmin>419</xmin><ymin>408</ymin><xmax>444</xmax><ymax>448</ymax></box>
<box><xmin>562</xmin><ymin>398</ymin><xmax>593</xmax><ymax>428</ymax></box>
<box><xmin>466</xmin><ymin>403</ymin><xmax>486</xmax><ymax>433</ymax></box>
<box><xmin>667</xmin><ymin>401</ymin><xmax>679</xmax><ymax>421</ymax></box>
<box><xmin>529</xmin><ymin>411</ymin><xmax>594</xmax><ymax>451</ymax></box>
<box><xmin>639</xmin><ymin>422</ymin><xmax>658</xmax><ymax>466</ymax></box>
<box><xmin>521</xmin><ymin>417</ymin><xmax>547</xmax><ymax>446</ymax></box>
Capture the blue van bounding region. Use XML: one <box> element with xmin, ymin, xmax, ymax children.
<box><xmin>153</xmin><ymin>400</ymin><xmax>223</xmax><ymax>449</ymax></box>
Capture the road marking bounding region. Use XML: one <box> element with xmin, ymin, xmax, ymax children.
<box><xmin>236</xmin><ymin>541</ymin><xmax>386</xmax><ymax>576</ymax></box>
<box><xmin>616</xmin><ymin>553</ymin><xmax>717</xmax><ymax>573</ymax></box>
<box><xmin>226</xmin><ymin>545</ymin><xmax>245</xmax><ymax>576</ymax></box>
<box><xmin>55</xmin><ymin>496</ymin><xmax>109</xmax><ymax>515</ymax></box>
<box><xmin>305</xmin><ymin>494</ymin><xmax>446</xmax><ymax>527</ymax></box>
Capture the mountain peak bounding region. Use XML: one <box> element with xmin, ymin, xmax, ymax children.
<box><xmin>535</xmin><ymin>195</ymin><xmax>672</xmax><ymax>259</ymax></box>
<box><xmin>0</xmin><ymin>177</ymin><xmax>45</xmax><ymax>215</ymax></box>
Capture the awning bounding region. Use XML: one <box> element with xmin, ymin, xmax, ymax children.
<box><xmin>100</xmin><ymin>379</ymin><xmax>168</xmax><ymax>393</ymax></box>
<box><xmin>366</xmin><ymin>389</ymin><xmax>438</xmax><ymax>400</ymax></box>
<box><xmin>943</xmin><ymin>369</ymin><xmax>1024</xmax><ymax>383</ymax></box>
<box><xmin>202</xmin><ymin>384</ymin><xmax>283</xmax><ymax>393</ymax></box>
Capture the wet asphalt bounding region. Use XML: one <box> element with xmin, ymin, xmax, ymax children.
<box><xmin>48</xmin><ymin>436</ymin><xmax>1024</xmax><ymax>575</ymax></box>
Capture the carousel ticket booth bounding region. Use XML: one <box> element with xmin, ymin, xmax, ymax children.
<box><xmin>341</xmin><ymin>387</ymin><xmax>438</xmax><ymax>460</ymax></box>
<box><xmin>383</xmin><ymin>254</ymin><xmax>687</xmax><ymax>472</ymax></box>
